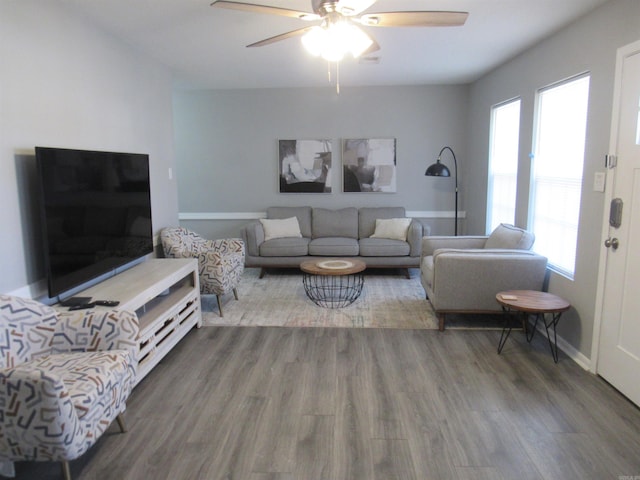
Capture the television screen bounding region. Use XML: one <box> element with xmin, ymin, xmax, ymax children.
<box><xmin>35</xmin><ymin>147</ymin><xmax>153</xmax><ymax>300</ymax></box>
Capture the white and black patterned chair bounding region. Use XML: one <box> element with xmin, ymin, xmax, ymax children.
<box><xmin>161</xmin><ymin>227</ymin><xmax>245</xmax><ymax>316</ymax></box>
<box><xmin>0</xmin><ymin>295</ymin><xmax>139</xmax><ymax>480</ymax></box>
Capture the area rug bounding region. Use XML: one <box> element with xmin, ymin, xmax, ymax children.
<box><xmin>201</xmin><ymin>268</ymin><xmax>511</xmax><ymax>330</ymax></box>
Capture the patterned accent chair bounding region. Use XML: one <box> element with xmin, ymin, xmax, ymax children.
<box><xmin>161</xmin><ymin>227</ymin><xmax>245</xmax><ymax>316</ymax></box>
<box><xmin>0</xmin><ymin>295</ymin><xmax>139</xmax><ymax>480</ymax></box>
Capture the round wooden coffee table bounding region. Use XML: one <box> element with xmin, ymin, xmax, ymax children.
<box><xmin>496</xmin><ymin>290</ymin><xmax>571</xmax><ymax>363</ymax></box>
<box><xmin>300</xmin><ymin>258</ymin><xmax>366</xmax><ymax>308</ymax></box>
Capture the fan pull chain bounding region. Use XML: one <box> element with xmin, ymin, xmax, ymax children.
<box><xmin>325</xmin><ymin>61</ymin><xmax>340</xmax><ymax>94</ymax></box>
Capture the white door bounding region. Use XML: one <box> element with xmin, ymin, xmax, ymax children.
<box><xmin>597</xmin><ymin>41</ymin><xmax>640</xmax><ymax>406</ymax></box>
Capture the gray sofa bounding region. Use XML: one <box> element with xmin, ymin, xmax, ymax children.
<box><xmin>420</xmin><ymin>223</ymin><xmax>548</xmax><ymax>330</ymax></box>
<box><xmin>241</xmin><ymin>206</ymin><xmax>427</xmax><ymax>277</ymax></box>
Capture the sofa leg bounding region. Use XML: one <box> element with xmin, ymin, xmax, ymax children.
<box><xmin>403</xmin><ymin>268</ymin><xmax>410</xmax><ymax>279</ymax></box>
<box><xmin>438</xmin><ymin>314</ymin><xmax>445</xmax><ymax>332</ymax></box>
<box><xmin>233</xmin><ymin>288</ymin><xmax>239</xmax><ymax>301</ymax></box>
<box><xmin>259</xmin><ymin>268</ymin><xmax>266</xmax><ymax>279</ymax></box>
<box><xmin>62</xmin><ymin>461</ymin><xmax>71</xmax><ymax>480</ymax></box>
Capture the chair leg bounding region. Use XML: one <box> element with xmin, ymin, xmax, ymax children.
<box><xmin>233</xmin><ymin>288</ymin><xmax>239</xmax><ymax>301</ymax></box>
<box><xmin>259</xmin><ymin>268</ymin><xmax>266</xmax><ymax>279</ymax></box>
<box><xmin>116</xmin><ymin>413</ymin><xmax>128</xmax><ymax>433</ymax></box>
<box><xmin>62</xmin><ymin>461</ymin><xmax>72</xmax><ymax>480</ymax></box>
<box><xmin>438</xmin><ymin>314</ymin><xmax>446</xmax><ymax>332</ymax></box>
<box><xmin>217</xmin><ymin>294</ymin><xmax>223</xmax><ymax>317</ymax></box>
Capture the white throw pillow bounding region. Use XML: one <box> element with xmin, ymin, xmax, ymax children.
<box><xmin>260</xmin><ymin>217</ymin><xmax>303</xmax><ymax>241</ymax></box>
<box><xmin>370</xmin><ymin>218</ymin><xmax>412</xmax><ymax>241</ymax></box>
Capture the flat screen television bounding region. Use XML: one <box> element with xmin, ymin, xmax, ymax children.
<box><xmin>35</xmin><ymin>146</ymin><xmax>153</xmax><ymax>301</ymax></box>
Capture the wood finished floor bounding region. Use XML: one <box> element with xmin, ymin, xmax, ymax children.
<box><xmin>16</xmin><ymin>326</ymin><xmax>640</xmax><ymax>480</ymax></box>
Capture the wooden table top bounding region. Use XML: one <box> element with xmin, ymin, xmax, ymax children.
<box><xmin>300</xmin><ymin>258</ymin><xmax>367</xmax><ymax>276</ymax></box>
<box><xmin>496</xmin><ymin>290</ymin><xmax>571</xmax><ymax>313</ymax></box>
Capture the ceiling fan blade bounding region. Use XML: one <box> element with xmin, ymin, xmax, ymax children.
<box><xmin>247</xmin><ymin>26</ymin><xmax>315</xmax><ymax>47</ymax></box>
<box><xmin>362</xmin><ymin>36</ymin><xmax>380</xmax><ymax>56</ymax></box>
<box><xmin>358</xmin><ymin>11</ymin><xmax>468</xmax><ymax>27</ymax></box>
<box><xmin>211</xmin><ymin>1</ymin><xmax>320</xmax><ymax>21</ymax></box>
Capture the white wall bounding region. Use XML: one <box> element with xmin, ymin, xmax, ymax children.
<box><xmin>172</xmin><ymin>85</ymin><xmax>469</xmax><ymax>239</ymax></box>
<box><xmin>466</xmin><ymin>0</ymin><xmax>640</xmax><ymax>358</ymax></box>
<box><xmin>0</xmin><ymin>1</ymin><xmax>179</xmax><ymax>296</ymax></box>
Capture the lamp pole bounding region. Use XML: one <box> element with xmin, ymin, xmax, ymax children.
<box><xmin>425</xmin><ymin>146</ymin><xmax>458</xmax><ymax>236</ymax></box>
<box><xmin>440</xmin><ymin>146</ymin><xmax>458</xmax><ymax>236</ymax></box>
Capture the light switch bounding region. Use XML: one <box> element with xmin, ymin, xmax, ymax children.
<box><xmin>593</xmin><ymin>171</ymin><xmax>606</xmax><ymax>192</ymax></box>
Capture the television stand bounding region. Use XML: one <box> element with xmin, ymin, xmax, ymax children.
<box><xmin>58</xmin><ymin>258</ymin><xmax>201</xmax><ymax>386</ymax></box>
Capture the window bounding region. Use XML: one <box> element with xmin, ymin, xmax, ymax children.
<box><xmin>529</xmin><ymin>74</ymin><xmax>590</xmax><ymax>278</ymax></box>
<box><xmin>487</xmin><ymin>99</ymin><xmax>521</xmax><ymax>233</ymax></box>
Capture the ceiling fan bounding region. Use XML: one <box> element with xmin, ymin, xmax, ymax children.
<box><xmin>211</xmin><ymin>0</ymin><xmax>469</xmax><ymax>61</ymax></box>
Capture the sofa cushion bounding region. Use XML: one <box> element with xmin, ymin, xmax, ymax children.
<box><xmin>312</xmin><ymin>208</ymin><xmax>358</xmax><ymax>239</ymax></box>
<box><xmin>309</xmin><ymin>237</ymin><xmax>359</xmax><ymax>256</ymax></box>
<box><xmin>260</xmin><ymin>217</ymin><xmax>302</xmax><ymax>241</ymax></box>
<box><xmin>370</xmin><ymin>218</ymin><xmax>412</xmax><ymax>241</ymax></box>
<box><xmin>267</xmin><ymin>206</ymin><xmax>312</xmax><ymax>238</ymax></box>
<box><xmin>359</xmin><ymin>237</ymin><xmax>411</xmax><ymax>257</ymax></box>
<box><xmin>484</xmin><ymin>223</ymin><xmax>535</xmax><ymax>250</ymax></box>
<box><xmin>358</xmin><ymin>207</ymin><xmax>406</xmax><ymax>238</ymax></box>
<box><xmin>260</xmin><ymin>237</ymin><xmax>310</xmax><ymax>257</ymax></box>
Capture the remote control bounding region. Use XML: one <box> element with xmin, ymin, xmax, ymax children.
<box><xmin>94</xmin><ymin>300</ymin><xmax>120</xmax><ymax>307</ymax></box>
<box><xmin>68</xmin><ymin>302</ymin><xmax>95</xmax><ymax>311</ymax></box>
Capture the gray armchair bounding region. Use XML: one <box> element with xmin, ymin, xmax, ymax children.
<box><xmin>420</xmin><ymin>224</ymin><xmax>548</xmax><ymax>330</ymax></box>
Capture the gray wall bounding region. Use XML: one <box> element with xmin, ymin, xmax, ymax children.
<box><xmin>0</xmin><ymin>1</ymin><xmax>178</xmax><ymax>297</ymax></box>
<box><xmin>466</xmin><ymin>0</ymin><xmax>640</xmax><ymax>358</ymax></box>
<box><xmin>172</xmin><ymin>85</ymin><xmax>469</xmax><ymax>239</ymax></box>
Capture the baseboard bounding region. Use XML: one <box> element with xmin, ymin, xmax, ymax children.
<box><xmin>533</xmin><ymin>323</ymin><xmax>591</xmax><ymax>370</ymax></box>
<box><xmin>8</xmin><ymin>279</ymin><xmax>47</xmax><ymax>300</ymax></box>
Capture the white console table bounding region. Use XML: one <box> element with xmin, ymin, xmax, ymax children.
<box><xmin>61</xmin><ymin>258</ymin><xmax>202</xmax><ymax>386</ymax></box>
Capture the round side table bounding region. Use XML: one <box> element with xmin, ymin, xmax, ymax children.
<box><xmin>496</xmin><ymin>290</ymin><xmax>571</xmax><ymax>363</ymax></box>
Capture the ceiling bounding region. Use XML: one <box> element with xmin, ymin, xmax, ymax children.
<box><xmin>62</xmin><ymin>0</ymin><xmax>609</xmax><ymax>90</ymax></box>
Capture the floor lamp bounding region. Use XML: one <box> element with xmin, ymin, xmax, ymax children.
<box><xmin>425</xmin><ymin>146</ymin><xmax>458</xmax><ymax>236</ymax></box>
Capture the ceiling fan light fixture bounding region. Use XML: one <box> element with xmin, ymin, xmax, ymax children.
<box><xmin>344</xmin><ymin>23</ymin><xmax>374</xmax><ymax>57</ymax></box>
<box><xmin>301</xmin><ymin>21</ymin><xmax>373</xmax><ymax>61</ymax></box>
<box><xmin>301</xmin><ymin>25</ymin><xmax>327</xmax><ymax>57</ymax></box>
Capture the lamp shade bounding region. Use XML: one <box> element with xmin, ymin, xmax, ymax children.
<box><xmin>425</xmin><ymin>160</ymin><xmax>451</xmax><ymax>177</ymax></box>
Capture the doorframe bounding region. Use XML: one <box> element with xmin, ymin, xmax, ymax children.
<box><xmin>590</xmin><ymin>39</ymin><xmax>640</xmax><ymax>374</ymax></box>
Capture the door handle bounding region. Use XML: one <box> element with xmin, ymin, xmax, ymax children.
<box><xmin>604</xmin><ymin>237</ymin><xmax>619</xmax><ymax>250</ymax></box>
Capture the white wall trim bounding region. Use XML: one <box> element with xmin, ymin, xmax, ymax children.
<box><xmin>179</xmin><ymin>211</ymin><xmax>467</xmax><ymax>221</ymax></box>
<box><xmin>533</xmin><ymin>323</ymin><xmax>591</xmax><ymax>370</ymax></box>
<box><xmin>408</xmin><ymin>210</ymin><xmax>467</xmax><ymax>219</ymax></box>
<box><xmin>180</xmin><ymin>212</ymin><xmax>267</xmax><ymax>220</ymax></box>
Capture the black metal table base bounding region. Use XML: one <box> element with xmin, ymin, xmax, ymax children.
<box><xmin>498</xmin><ymin>307</ymin><xmax>563</xmax><ymax>363</ymax></box>
<box><xmin>302</xmin><ymin>272</ymin><xmax>364</xmax><ymax>308</ymax></box>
